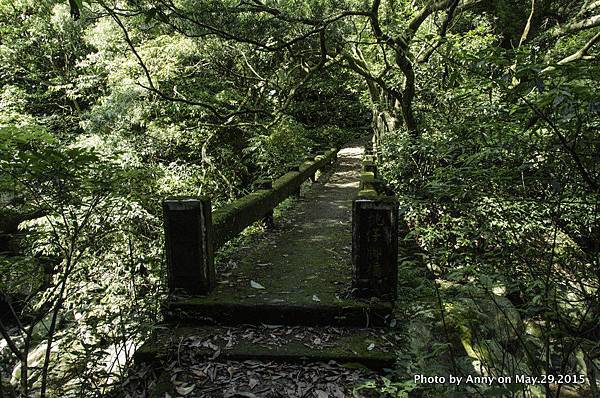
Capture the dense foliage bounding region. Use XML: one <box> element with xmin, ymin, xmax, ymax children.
<box><xmin>0</xmin><ymin>0</ymin><xmax>598</xmax><ymax>397</ymax></box>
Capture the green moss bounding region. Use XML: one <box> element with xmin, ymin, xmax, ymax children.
<box><xmin>168</xmin><ymin>148</ymin><xmax>396</xmax><ymax>326</ymax></box>
<box><xmin>360</xmin><ymin>171</ymin><xmax>375</xmax><ymax>180</ymax></box>
<box><xmin>358</xmin><ymin>189</ymin><xmax>379</xmax><ymax>198</ymax></box>
<box><xmin>211</xmin><ymin>149</ymin><xmax>337</xmax><ymax>249</ymax></box>
<box><xmin>137</xmin><ymin>325</ymin><xmax>396</xmax><ymax>370</ymax></box>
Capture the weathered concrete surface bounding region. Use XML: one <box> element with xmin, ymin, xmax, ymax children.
<box><xmin>212</xmin><ymin>150</ymin><xmax>337</xmax><ymax>250</ymax></box>
<box><xmin>135</xmin><ymin>325</ymin><xmax>397</xmax><ymax>370</ymax></box>
<box><xmin>163</xmin><ymin>198</ymin><xmax>215</xmax><ymax>295</ymax></box>
<box><xmin>352</xmin><ymin>197</ymin><xmax>399</xmax><ymax>300</ymax></box>
<box><xmin>166</xmin><ymin>146</ymin><xmax>393</xmax><ymax>326</ymax></box>
<box><xmin>353</xmin><ymin>156</ymin><xmax>399</xmax><ymax>300</ymax></box>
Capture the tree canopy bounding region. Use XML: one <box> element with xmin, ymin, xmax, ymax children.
<box><xmin>0</xmin><ymin>0</ymin><xmax>599</xmax><ymax>396</ymax></box>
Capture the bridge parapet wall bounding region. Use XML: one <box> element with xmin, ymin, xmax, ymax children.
<box><xmin>163</xmin><ymin>149</ymin><xmax>337</xmax><ymax>295</ymax></box>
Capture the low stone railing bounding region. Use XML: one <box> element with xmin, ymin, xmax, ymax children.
<box><xmin>352</xmin><ymin>145</ymin><xmax>398</xmax><ymax>301</ymax></box>
<box><xmin>163</xmin><ymin>149</ymin><xmax>338</xmax><ymax>295</ymax></box>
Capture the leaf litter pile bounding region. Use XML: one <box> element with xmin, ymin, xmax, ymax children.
<box><xmin>179</xmin><ymin>324</ymin><xmax>396</xmax><ymax>353</ymax></box>
<box><xmin>120</xmin><ymin>324</ymin><xmax>397</xmax><ymax>397</ymax></box>
<box><xmin>123</xmin><ymin>359</ymin><xmax>382</xmax><ymax>398</ymax></box>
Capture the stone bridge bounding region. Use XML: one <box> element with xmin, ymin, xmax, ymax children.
<box><xmin>136</xmin><ymin>143</ymin><xmax>404</xmax><ymax>377</ymax></box>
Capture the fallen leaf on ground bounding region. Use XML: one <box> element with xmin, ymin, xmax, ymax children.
<box><xmin>237</xmin><ymin>392</ymin><xmax>258</xmax><ymax>398</ymax></box>
<box><xmin>191</xmin><ymin>369</ymin><xmax>206</xmax><ymax>378</ymax></box>
<box><xmin>175</xmin><ymin>384</ymin><xmax>195</xmax><ymax>396</ymax></box>
<box><xmin>315</xmin><ymin>389</ymin><xmax>329</xmax><ymax>398</ymax></box>
<box><xmin>250</xmin><ymin>280</ymin><xmax>266</xmax><ymax>289</ymax></box>
<box><xmin>211</xmin><ymin>347</ymin><xmax>222</xmax><ymax>359</ymax></box>
<box><xmin>249</xmin><ymin>378</ymin><xmax>259</xmax><ymax>389</ymax></box>
<box><xmin>227</xmin><ymin>366</ymin><xmax>236</xmax><ymax>378</ymax></box>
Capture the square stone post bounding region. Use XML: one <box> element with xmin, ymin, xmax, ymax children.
<box><xmin>163</xmin><ymin>197</ymin><xmax>215</xmax><ymax>295</ymax></box>
<box><xmin>305</xmin><ymin>155</ymin><xmax>317</xmax><ymax>182</ymax></box>
<box><xmin>352</xmin><ymin>197</ymin><xmax>398</xmax><ymax>300</ymax></box>
<box><xmin>256</xmin><ymin>179</ymin><xmax>275</xmax><ymax>228</ymax></box>
<box><xmin>287</xmin><ymin>164</ymin><xmax>301</xmax><ymax>197</ymax></box>
<box><xmin>362</xmin><ymin>161</ymin><xmax>378</xmax><ymax>178</ymax></box>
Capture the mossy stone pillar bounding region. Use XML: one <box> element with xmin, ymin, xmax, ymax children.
<box><xmin>287</xmin><ymin>164</ymin><xmax>301</xmax><ymax>197</ymax></box>
<box><xmin>163</xmin><ymin>197</ymin><xmax>215</xmax><ymax>295</ymax></box>
<box><xmin>256</xmin><ymin>179</ymin><xmax>275</xmax><ymax>228</ymax></box>
<box><xmin>305</xmin><ymin>156</ymin><xmax>317</xmax><ymax>182</ymax></box>
<box><xmin>352</xmin><ymin>197</ymin><xmax>398</xmax><ymax>300</ymax></box>
<box><xmin>362</xmin><ymin>161</ymin><xmax>378</xmax><ymax>178</ymax></box>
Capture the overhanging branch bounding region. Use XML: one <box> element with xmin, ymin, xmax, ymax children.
<box><xmin>541</xmin><ymin>30</ymin><xmax>600</xmax><ymax>73</ymax></box>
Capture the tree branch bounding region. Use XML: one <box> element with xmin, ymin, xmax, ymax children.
<box><xmin>541</xmin><ymin>30</ymin><xmax>600</xmax><ymax>73</ymax></box>
<box><xmin>342</xmin><ymin>51</ymin><xmax>403</xmax><ymax>104</ymax></box>
<box><xmin>426</xmin><ymin>43</ymin><xmax>599</xmax><ymax>192</ymax></box>
<box><xmin>417</xmin><ymin>0</ymin><xmax>460</xmax><ymax>63</ymax></box>
<box><xmin>518</xmin><ymin>0</ymin><xmax>536</xmax><ymax>47</ymax></box>
<box><xmin>102</xmin><ymin>4</ymin><xmax>227</xmax><ymax>120</ymax></box>
<box><xmin>406</xmin><ymin>0</ymin><xmax>483</xmax><ymax>45</ymax></box>
<box><xmin>553</xmin><ymin>14</ymin><xmax>600</xmax><ymax>36</ymax></box>
<box><xmin>267</xmin><ymin>29</ymin><xmax>337</xmax><ymax>128</ymax></box>
<box><xmin>0</xmin><ymin>317</ymin><xmax>24</xmax><ymax>362</ymax></box>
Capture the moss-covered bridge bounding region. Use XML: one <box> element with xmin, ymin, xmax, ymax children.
<box><xmin>135</xmin><ymin>144</ymin><xmax>404</xmax><ymax>396</ymax></box>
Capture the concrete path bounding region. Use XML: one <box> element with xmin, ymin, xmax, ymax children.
<box><xmin>165</xmin><ymin>145</ymin><xmax>393</xmax><ymax>326</ymax></box>
<box><xmin>137</xmin><ymin>145</ymin><xmax>398</xmax><ymax>382</ymax></box>
<box><xmin>212</xmin><ymin>145</ymin><xmax>363</xmax><ymax>306</ymax></box>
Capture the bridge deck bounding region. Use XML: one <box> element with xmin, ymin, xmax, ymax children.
<box><xmin>137</xmin><ymin>145</ymin><xmax>398</xmax><ymax>382</ymax></box>
<box><xmin>164</xmin><ymin>146</ymin><xmax>392</xmax><ymax>326</ymax></box>
<box><xmin>213</xmin><ymin>146</ymin><xmax>359</xmax><ymax>305</ymax></box>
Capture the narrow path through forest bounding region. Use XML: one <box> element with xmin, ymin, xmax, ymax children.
<box><xmin>130</xmin><ymin>145</ymin><xmax>400</xmax><ymax>397</ymax></box>
<box><xmin>212</xmin><ymin>145</ymin><xmax>362</xmax><ymax>307</ymax></box>
<box><xmin>162</xmin><ymin>144</ymin><xmax>392</xmax><ymax>326</ymax></box>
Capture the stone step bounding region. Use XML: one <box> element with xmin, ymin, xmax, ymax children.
<box><xmin>163</xmin><ymin>298</ymin><xmax>394</xmax><ymax>327</ymax></box>
<box><xmin>135</xmin><ymin>325</ymin><xmax>399</xmax><ymax>370</ymax></box>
